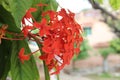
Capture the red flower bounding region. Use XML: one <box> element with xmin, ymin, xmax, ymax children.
<box><xmin>39</xmin><ymin>8</ymin><xmax>83</xmax><ymax>74</ymax></box>
<box><xmin>22</xmin><ymin>26</ymin><xmax>33</xmax><ymax>37</ymax></box>
<box><xmin>18</xmin><ymin>48</ymin><xmax>30</xmax><ymax>63</ymax></box>
<box><xmin>38</xmin><ymin>18</ymin><xmax>50</xmax><ymax>36</ymax></box>
<box><xmin>20</xmin><ymin>4</ymin><xmax>83</xmax><ymax>74</ymax></box>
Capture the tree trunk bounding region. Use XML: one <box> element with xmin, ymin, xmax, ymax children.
<box><xmin>72</xmin><ymin>60</ymin><xmax>76</xmax><ymax>71</ymax></box>
<box><xmin>103</xmin><ymin>58</ymin><xmax>109</xmax><ymax>73</ymax></box>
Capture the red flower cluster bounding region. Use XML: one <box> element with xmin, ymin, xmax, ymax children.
<box><xmin>19</xmin><ymin>4</ymin><xmax>83</xmax><ymax>74</ymax></box>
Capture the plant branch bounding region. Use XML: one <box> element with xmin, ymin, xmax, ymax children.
<box><xmin>88</xmin><ymin>0</ymin><xmax>118</xmax><ymax>20</ymax></box>
<box><xmin>88</xmin><ymin>0</ymin><xmax>120</xmax><ymax>37</ymax></box>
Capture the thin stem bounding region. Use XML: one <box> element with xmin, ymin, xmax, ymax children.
<box><xmin>28</xmin><ymin>32</ymin><xmax>50</xmax><ymax>80</ymax></box>
<box><xmin>31</xmin><ymin>49</ymin><xmax>40</xmax><ymax>54</ymax></box>
<box><xmin>6</xmin><ymin>31</ymin><xmax>24</xmax><ymax>37</ymax></box>
<box><xmin>27</xmin><ymin>49</ymin><xmax>40</xmax><ymax>57</ymax></box>
<box><xmin>43</xmin><ymin>61</ymin><xmax>50</xmax><ymax>80</ymax></box>
<box><xmin>57</xmin><ymin>74</ymin><xmax>60</xmax><ymax>80</ymax></box>
<box><xmin>2</xmin><ymin>37</ymin><xmax>25</xmax><ymax>40</ymax></box>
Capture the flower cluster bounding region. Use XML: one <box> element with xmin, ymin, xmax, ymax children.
<box><xmin>19</xmin><ymin>3</ymin><xmax>83</xmax><ymax>74</ymax></box>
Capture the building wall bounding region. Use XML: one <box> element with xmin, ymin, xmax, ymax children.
<box><xmin>75</xmin><ymin>9</ymin><xmax>116</xmax><ymax>48</ymax></box>
<box><xmin>87</xmin><ymin>21</ymin><xmax>115</xmax><ymax>47</ymax></box>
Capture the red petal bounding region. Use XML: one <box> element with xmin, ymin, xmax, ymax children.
<box><xmin>18</xmin><ymin>48</ymin><xmax>30</xmax><ymax>63</ymax></box>
<box><xmin>28</xmin><ymin>8</ymin><xmax>37</xmax><ymax>13</ymax></box>
<box><xmin>42</xmin><ymin>47</ymin><xmax>52</xmax><ymax>53</ymax></box>
<box><xmin>19</xmin><ymin>48</ymin><xmax>25</xmax><ymax>56</ymax></box>
<box><xmin>39</xmin><ymin>54</ymin><xmax>47</xmax><ymax>60</ymax></box>
<box><xmin>33</xmin><ymin>22</ymin><xmax>41</xmax><ymax>28</ymax></box>
<box><xmin>22</xmin><ymin>8</ymin><xmax>37</xmax><ymax>23</ymax></box>
<box><xmin>22</xmin><ymin>26</ymin><xmax>33</xmax><ymax>37</ymax></box>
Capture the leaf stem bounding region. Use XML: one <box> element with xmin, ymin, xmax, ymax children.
<box><xmin>2</xmin><ymin>37</ymin><xmax>25</xmax><ymax>40</ymax></box>
<box><xmin>28</xmin><ymin>32</ymin><xmax>50</xmax><ymax>80</ymax></box>
<box><xmin>6</xmin><ymin>31</ymin><xmax>24</xmax><ymax>37</ymax></box>
<box><xmin>43</xmin><ymin>61</ymin><xmax>50</xmax><ymax>80</ymax></box>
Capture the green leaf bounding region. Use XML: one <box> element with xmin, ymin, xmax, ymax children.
<box><xmin>110</xmin><ymin>0</ymin><xmax>120</xmax><ymax>10</ymax></box>
<box><xmin>1</xmin><ymin>0</ymin><xmax>11</xmax><ymax>11</ymax></box>
<box><xmin>44</xmin><ymin>0</ymin><xmax>58</xmax><ymax>11</ymax></box>
<box><xmin>0</xmin><ymin>0</ymin><xmax>4</xmax><ymax>4</ymax></box>
<box><xmin>7</xmin><ymin>0</ymin><xmax>33</xmax><ymax>28</ymax></box>
<box><xmin>10</xmin><ymin>40</ymin><xmax>39</xmax><ymax>80</ymax></box>
<box><xmin>110</xmin><ymin>38</ymin><xmax>120</xmax><ymax>53</ymax></box>
<box><xmin>95</xmin><ymin>0</ymin><xmax>103</xmax><ymax>4</ymax></box>
<box><xmin>0</xmin><ymin>5</ymin><xmax>20</xmax><ymax>32</ymax></box>
<box><xmin>31</xmin><ymin>0</ymin><xmax>43</xmax><ymax>21</ymax></box>
<box><xmin>0</xmin><ymin>40</ymin><xmax>12</xmax><ymax>80</ymax></box>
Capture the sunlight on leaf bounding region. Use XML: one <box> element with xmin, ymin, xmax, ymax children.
<box><xmin>110</xmin><ymin>0</ymin><xmax>120</xmax><ymax>10</ymax></box>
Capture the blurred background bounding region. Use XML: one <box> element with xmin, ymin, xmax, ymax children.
<box><xmin>29</xmin><ymin>0</ymin><xmax>120</xmax><ymax>80</ymax></box>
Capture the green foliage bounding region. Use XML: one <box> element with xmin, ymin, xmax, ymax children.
<box><xmin>99</xmin><ymin>47</ymin><xmax>115</xmax><ymax>59</ymax></box>
<box><xmin>10</xmin><ymin>40</ymin><xmax>39</xmax><ymax>80</ymax></box>
<box><xmin>110</xmin><ymin>0</ymin><xmax>120</xmax><ymax>10</ymax></box>
<box><xmin>0</xmin><ymin>0</ymin><xmax>2</xmax><ymax>4</ymax></box>
<box><xmin>0</xmin><ymin>40</ymin><xmax>12</xmax><ymax>80</ymax></box>
<box><xmin>1</xmin><ymin>0</ymin><xmax>11</xmax><ymax>11</ymax></box>
<box><xmin>73</xmin><ymin>40</ymin><xmax>90</xmax><ymax>61</ymax></box>
<box><xmin>0</xmin><ymin>5</ymin><xmax>20</xmax><ymax>32</ymax></box>
<box><xmin>110</xmin><ymin>38</ymin><xmax>120</xmax><ymax>53</ymax></box>
<box><xmin>99</xmin><ymin>73</ymin><xmax>112</xmax><ymax>78</ymax></box>
<box><xmin>7</xmin><ymin>0</ymin><xmax>33</xmax><ymax>28</ymax></box>
<box><xmin>95</xmin><ymin>0</ymin><xmax>120</xmax><ymax>10</ymax></box>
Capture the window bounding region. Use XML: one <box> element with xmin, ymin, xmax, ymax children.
<box><xmin>83</xmin><ymin>27</ymin><xmax>92</xmax><ymax>36</ymax></box>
